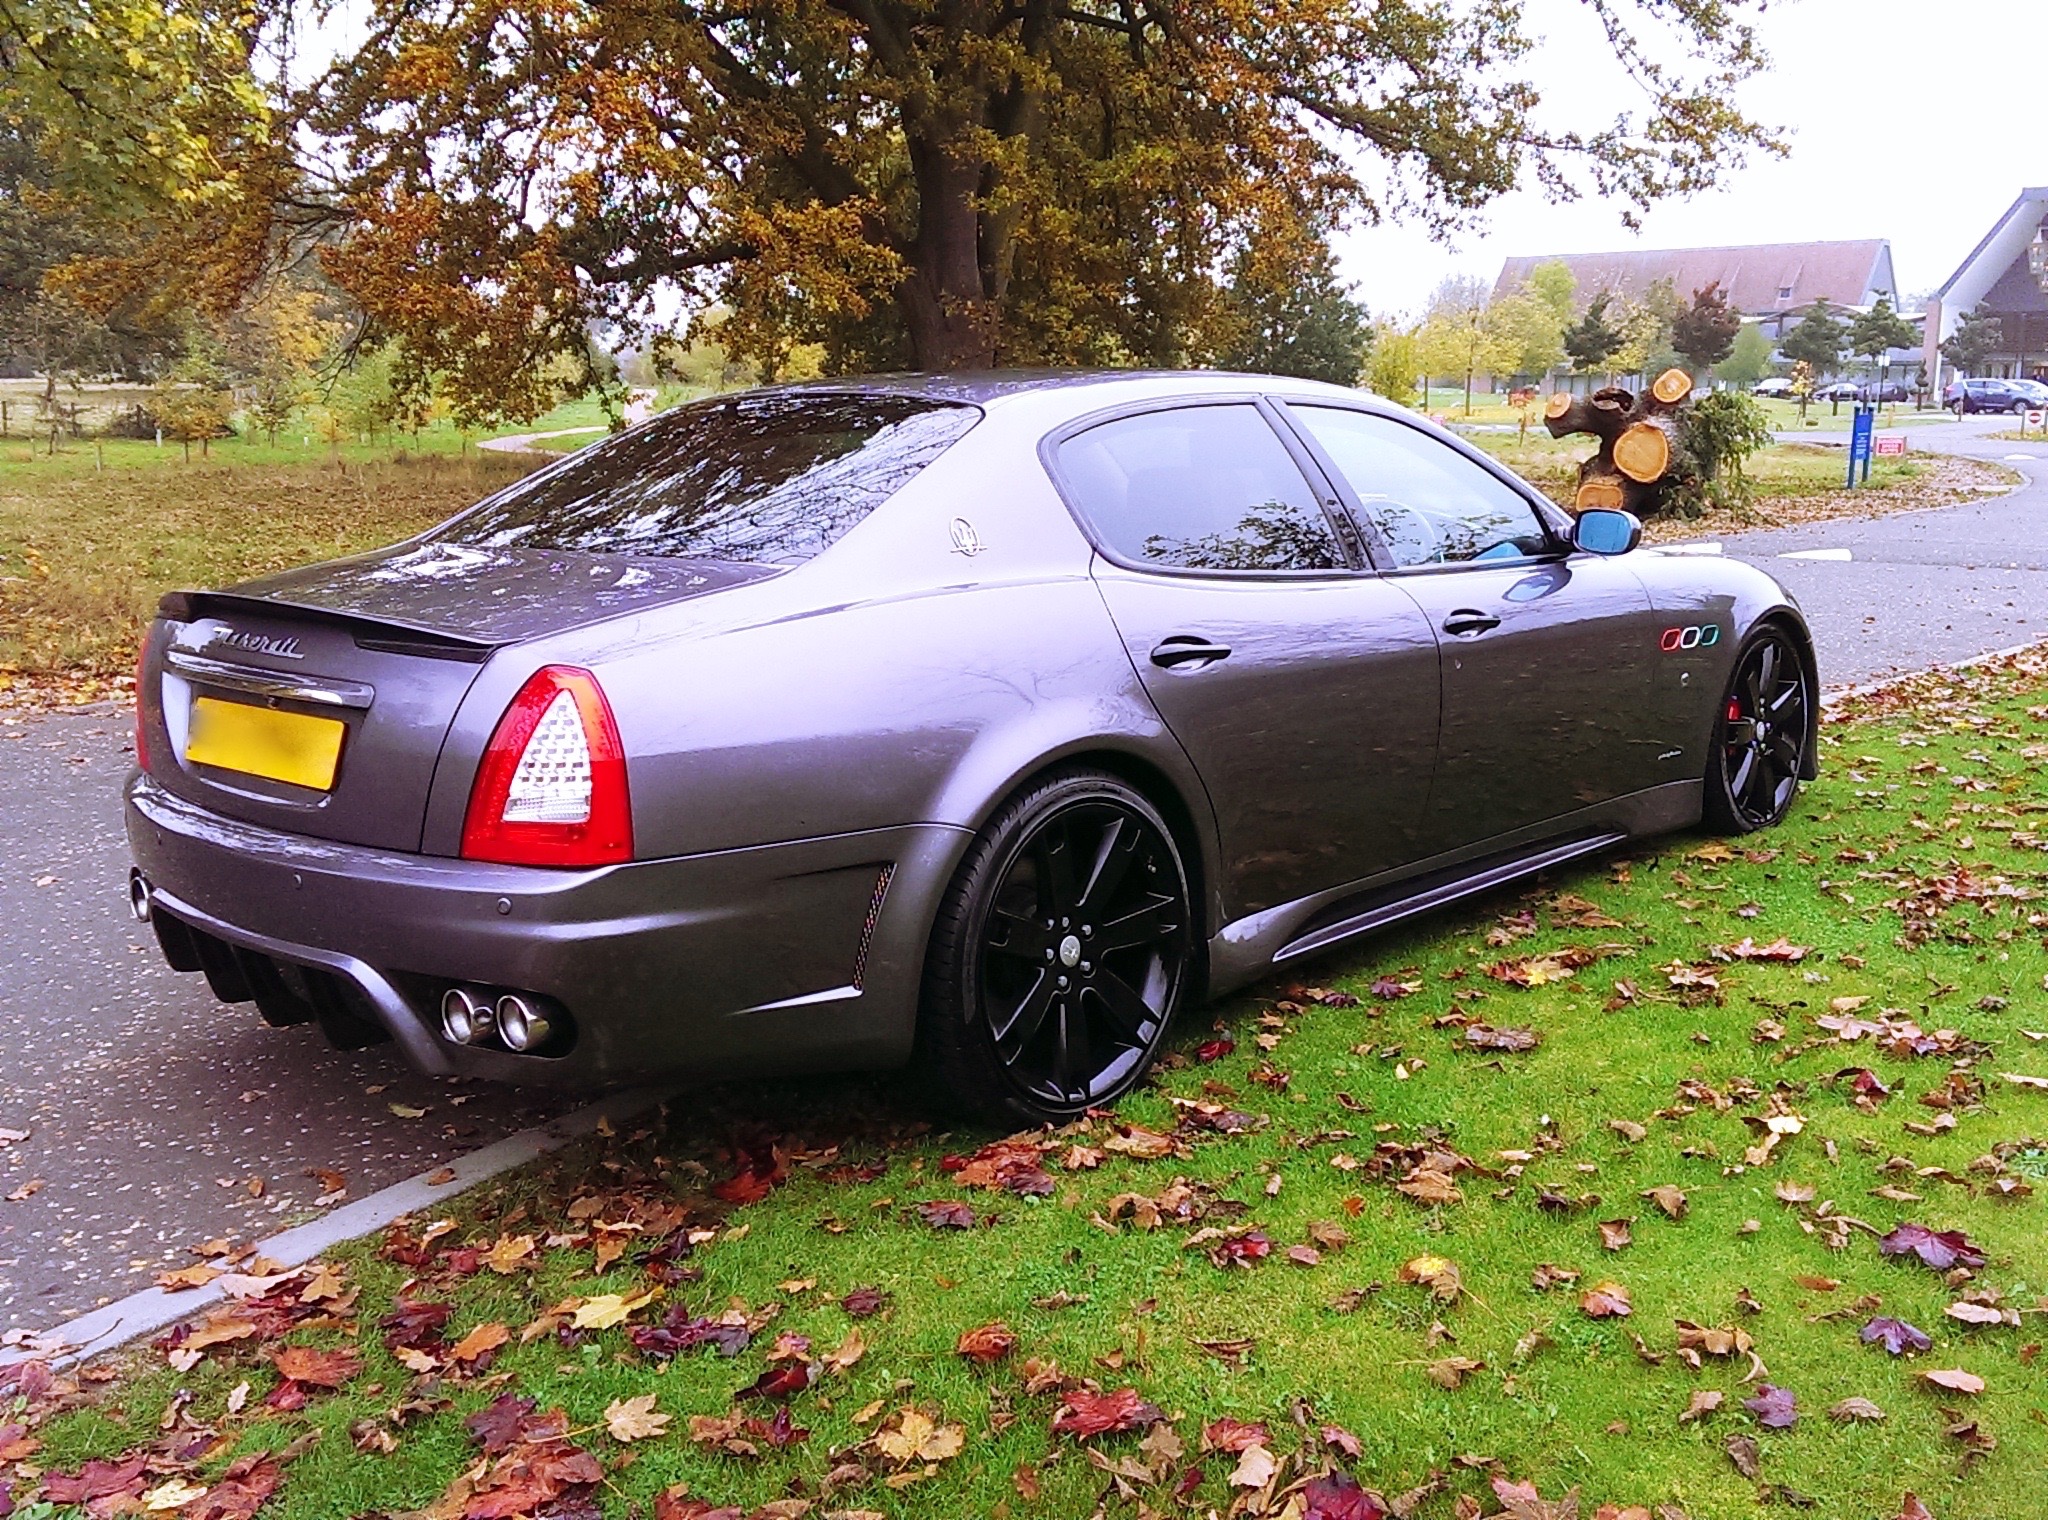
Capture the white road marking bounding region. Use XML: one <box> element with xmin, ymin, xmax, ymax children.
<box><xmin>2005</xmin><ymin>453</ymin><xmax>2034</xmax><ymax>462</ymax></box>
<box><xmin>1778</xmin><ymin>548</ymin><xmax>1854</xmax><ymax>561</ymax></box>
<box><xmin>0</xmin><ymin>1086</ymin><xmax>669</xmax><ymax>1369</ymax></box>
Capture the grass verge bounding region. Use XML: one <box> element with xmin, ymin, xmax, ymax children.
<box><xmin>6</xmin><ymin>650</ymin><xmax>2047</xmax><ymax>1520</ymax></box>
<box><xmin>0</xmin><ymin>453</ymin><xmax>535</xmax><ymax>686</ymax></box>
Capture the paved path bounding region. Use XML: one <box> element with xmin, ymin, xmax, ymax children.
<box><xmin>3</xmin><ymin>407</ymin><xmax>2042</xmax><ymax>1338</ymax></box>
<box><xmin>1719</xmin><ymin>414</ymin><xmax>2048</xmax><ymax>686</ymax></box>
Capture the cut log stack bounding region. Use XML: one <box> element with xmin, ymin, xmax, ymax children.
<box><xmin>1543</xmin><ymin>367</ymin><xmax>1696</xmax><ymax>516</ymax></box>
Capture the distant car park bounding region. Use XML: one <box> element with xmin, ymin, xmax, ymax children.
<box><xmin>1858</xmin><ymin>381</ymin><xmax>1910</xmax><ymax>403</ymax></box>
<box><xmin>1945</xmin><ymin>377</ymin><xmax>2048</xmax><ymax>414</ymax></box>
<box><xmin>1813</xmin><ymin>381</ymin><xmax>1863</xmax><ymax>402</ymax></box>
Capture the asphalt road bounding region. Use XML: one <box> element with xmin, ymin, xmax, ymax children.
<box><xmin>1719</xmin><ymin>414</ymin><xmax>2048</xmax><ymax>683</ymax></box>
<box><xmin>3</xmin><ymin>412</ymin><xmax>2043</xmax><ymax>1338</ymax></box>
<box><xmin>0</xmin><ymin>713</ymin><xmax>568</xmax><ymax>1332</ymax></box>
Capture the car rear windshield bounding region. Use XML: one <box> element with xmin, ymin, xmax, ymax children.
<box><xmin>433</xmin><ymin>392</ymin><xmax>980</xmax><ymax>565</ymax></box>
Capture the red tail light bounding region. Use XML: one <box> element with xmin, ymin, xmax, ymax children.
<box><xmin>134</xmin><ymin>640</ymin><xmax>151</xmax><ymax>772</ymax></box>
<box><xmin>460</xmin><ymin>667</ymin><xmax>632</xmax><ymax>868</ymax></box>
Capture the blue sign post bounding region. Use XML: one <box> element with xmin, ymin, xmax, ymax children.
<box><xmin>1847</xmin><ymin>405</ymin><xmax>1875</xmax><ymax>487</ymax></box>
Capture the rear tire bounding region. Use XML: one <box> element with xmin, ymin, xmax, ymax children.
<box><xmin>916</xmin><ymin>768</ymin><xmax>1194</xmax><ymax>1126</ymax></box>
<box><xmin>1704</xmin><ymin>626</ymin><xmax>1811</xmax><ymax>834</ymax></box>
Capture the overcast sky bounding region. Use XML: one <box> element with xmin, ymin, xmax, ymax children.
<box><xmin>1332</xmin><ymin>1</ymin><xmax>2046</xmax><ymax>320</ymax></box>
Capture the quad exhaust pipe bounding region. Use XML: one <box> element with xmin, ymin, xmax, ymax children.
<box><xmin>439</xmin><ymin>984</ymin><xmax>559</xmax><ymax>1053</ymax></box>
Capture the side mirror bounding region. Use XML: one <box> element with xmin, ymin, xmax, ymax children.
<box><xmin>1573</xmin><ymin>508</ymin><xmax>1642</xmax><ymax>556</ymax></box>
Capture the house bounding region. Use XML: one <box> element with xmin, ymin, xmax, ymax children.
<box><xmin>1923</xmin><ymin>187</ymin><xmax>2048</xmax><ymax>383</ymax></box>
<box><xmin>1492</xmin><ymin>239</ymin><xmax>1901</xmax><ymax>342</ymax></box>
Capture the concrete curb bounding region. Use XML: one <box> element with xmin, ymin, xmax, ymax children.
<box><xmin>0</xmin><ymin>1086</ymin><xmax>669</xmax><ymax>1370</ymax></box>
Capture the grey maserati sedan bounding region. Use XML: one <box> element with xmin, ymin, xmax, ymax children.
<box><xmin>128</xmin><ymin>371</ymin><xmax>1816</xmax><ymax>1123</ymax></box>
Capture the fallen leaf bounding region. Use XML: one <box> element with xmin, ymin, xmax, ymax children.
<box><xmin>605</xmin><ymin>1394</ymin><xmax>670</xmax><ymax>1442</ymax></box>
<box><xmin>1919</xmin><ymin>1368</ymin><xmax>1985</xmax><ymax>1396</ymax></box>
<box><xmin>1678</xmin><ymin>1389</ymin><xmax>1723</xmax><ymax>1424</ymax></box>
<box><xmin>1229</xmin><ymin>1444</ymin><xmax>1278</xmax><ymax>1489</ymax></box>
<box><xmin>1861</xmin><ymin>1317</ymin><xmax>1932</xmax><ymax>1356</ymax></box>
<box><xmin>450</xmin><ymin>1321</ymin><xmax>511</xmax><ymax>1364</ymax></box>
<box><xmin>573</xmin><ymin>1289</ymin><xmax>656</xmax><ymax>1330</ymax></box>
<box><xmin>1051</xmin><ymin>1387</ymin><xmax>1165</xmax><ymax>1440</ymax></box>
<box><xmin>271</xmin><ymin>1346</ymin><xmax>361</xmax><ymax>1389</ymax></box>
<box><xmin>1580</xmin><ymin>1282</ymin><xmax>1632</xmax><ymax>1318</ymax></box>
<box><xmin>873</xmin><ymin>1407</ymin><xmax>966</xmax><ymax>1464</ymax></box>
<box><xmin>956</xmin><ymin>1323</ymin><xmax>1017</xmax><ymax>1365</ymax></box>
<box><xmin>1725</xmin><ymin>1434</ymin><xmax>1761</xmax><ymax>1480</ymax></box>
<box><xmin>1879</xmin><ymin>1224</ymin><xmax>1987</xmax><ymax>1271</ymax></box>
<box><xmin>1424</xmin><ymin>1355</ymin><xmax>1485</xmax><ymax>1389</ymax></box>
<box><xmin>1743</xmin><ymin>1383</ymin><xmax>1797</xmax><ymax>1429</ymax></box>
<box><xmin>1598</xmin><ymin>1218</ymin><xmax>1633</xmax><ymax>1251</ymax></box>
<box><xmin>1830</xmin><ymin>1397</ymin><xmax>1887</xmax><ymax>1422</ymax></box>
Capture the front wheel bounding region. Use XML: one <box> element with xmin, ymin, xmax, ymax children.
<box><xmin>916</xmin><ymin>769</ymin><xmax>1195</xmax><ymax>1126</ymax></box>
<box><xmin>1704</xmin><ymin>627</ymin><xmax>1812</xmax><ymax>833</ymax></box>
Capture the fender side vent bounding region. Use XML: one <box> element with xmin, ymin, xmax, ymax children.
<box><xmin>852</xmin><ymin>864</ymin><xmax>895</xmax><ymax>991</ymax></box>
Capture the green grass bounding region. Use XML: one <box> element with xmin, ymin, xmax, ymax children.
<box><xmin>0</xmin><ymin>453</ymin><xmax>536</xmax><ymax>674</ymax></box>
<box><xmin>16</xmin><ymin>652</ymin><xmax>2048</xmax><ymax>1519</ymax></box>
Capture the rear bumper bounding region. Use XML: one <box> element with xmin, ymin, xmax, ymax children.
<box><xmin>125</xmin><ymin>774</ymin><xmax>967</xmax><ymax>1089</ymax></box>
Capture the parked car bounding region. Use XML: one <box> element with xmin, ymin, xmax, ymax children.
<box><xmin>1813</xmin><ymin>380</ymin><xmax>1863</xmax><ymax>402</ymax></box>
<box><xmin>1752</xmin><ymin>378</ymin><xmax>1793</xmax><ymax>398</ymax></box>
<box><xmin>128</xmin><ymin>372</ymin><xmax>1819</xmax><ymax>1122</ymax></box>
<box><xmin>1858</xmin><ymin>381</ymin><xmax>1910</xmax><ymax>404</ymax></box>
<box><xmin>1945</xmin><ymin>377</ymin><xmax>2044</xmax><ymax>414</ymax></box>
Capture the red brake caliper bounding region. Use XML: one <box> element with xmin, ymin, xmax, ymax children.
<box><xmin>1726</xmin><ymin>699</ymin><xmax>1743</xmax><ymax>723</ymax></box>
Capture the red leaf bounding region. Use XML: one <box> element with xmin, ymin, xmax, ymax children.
<box><xmin>916</xmin><ymin>1200</ymin><xmax>977</xmax><ymax>1229</ymax></box>
<box><xmin>465</xmin><ymin>1394</ymin><xmax>563</xmax><ymax>1453</ymax></box>
<box><xmin>1303</xmin><ymin>1472</ymin><xmax>1390</xmax><ymax>1520</ymax></box>
<box><xmin>1743</xmin><ymin>1382</ymin><xmax>1798</xmax><ymax>1429</ymax></box>
<box><xmin>1879</xmin><ymin>1223</ymin><xmax>1987</xmax><ymax>1271</ymax></box>
<box><xmin>41</xmin><ymin>1453</ymin><xmax>149</xmax><ymax>1506</ymax></box>
<box><xmin>381</xmin><ymin>1299</ymin><xmax>455</xmax><ymax>1350</ymax></box>
<box><xmin>736</xmin><ymin>1360</ymin><xmax>819</xmax><ymax>1401</ymax></box>
<box><xmin>841</xmin><ymin>1286</ymin><xmax>889</xmax><ymax>1318</ymax></box>
<box><xmin>956</xmin><ymin>1323</ymin><xmax>1019</xmax><ymax>1364</ymax></box>
<box><xmin>189</xmin><ymin>1455</ymin><xmax>282</xmax><ymax>1520</ymax></box>
<box><xmin>264</xmin><ymin>1380</ymin><xmax>308</xmax><ymax>1412</ymax></box>
<box><xmin>1197</xmin><ymin>1038</ymin><xmax>1235</xmax><ymax>1063</ymax></box>
<box><xmin>271</xmin><ymin>1346</ymin><xmax>362</xmax><ymax>1389</ymax></box>
<box><xmin>1208</xmin><ymin>1229</ymin><xmax>1272</xmax><ymax>1269</ymax></box>
<box><xmin>1201</xmin><ymin>1417</ymin><xmax>1271</xmax><ymax>1453</ymax></box>
<box><xmin>1050</xmin><ymin>1387</ymin><xmax>1166</xmax><ymax>1440</ymax></box>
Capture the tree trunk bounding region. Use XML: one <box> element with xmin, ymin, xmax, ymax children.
<box><xmin>899</xmin><ymin>136</ymin><xmax>998</xmax><ymax>371</ymax></box>
<box><xmin>1545</xmin><ymin>368</ymin><xmax>1699</xmax><ymax>517</ymax></box>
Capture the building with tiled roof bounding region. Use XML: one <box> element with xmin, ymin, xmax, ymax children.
<box><xmin>1493</xmin><ymin>239</ymin><xmax>1900</xmax><ymax>342</ymax></box>
<box><xmin>1924</xmin><ymin>188</ymin><xmax>2048</xmax><ymax>384</ymax></box>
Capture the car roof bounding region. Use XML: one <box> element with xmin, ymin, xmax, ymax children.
<box><xmin>742</xmin><ymin>367</ymin><xmax>1382</xmax><ymax>411</ymax></box>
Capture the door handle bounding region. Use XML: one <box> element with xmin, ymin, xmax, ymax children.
<box><xmin>1150</xmin><ymin>636</ymin><xmax>1233</xmax><ymax>669</ymax></box>
<box><xmin>1441</xmin><ymin>609</ymin><xmax>1501</xmax><ymax>637</ymax></box>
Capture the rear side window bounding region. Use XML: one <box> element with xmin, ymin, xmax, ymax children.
<box><xmin>435</xmin><ymin>393</ymin><xmax>979</xmax><ymax>565</ymax></box>
<box><xmin>1055</xmin><ymin>404</ymin><xmax>1342</xmax><ymax>572</ymax></box>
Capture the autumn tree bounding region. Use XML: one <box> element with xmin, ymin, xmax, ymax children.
<box><xmin>287</xmin><ymin>0</ymin><xmax>1781</xmax><ymax>418</ymax></box>
<box><xmin>1672</xmin><ymin>282</ymin><xmax>1741</xmax><ymax>375</ymax></box>
<box><xmin>1848</xmin><ymin>294</ymin><xmax>1917</xmax><ymax>402</ymax></box>
<box><xmin>1364</xmin><ymin>325</ymin><xmax>1421</xmax><ymax>408</ymax></box>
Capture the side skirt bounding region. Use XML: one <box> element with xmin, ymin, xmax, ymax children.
<box><xmin>1273</xmin><ymin>831</ymin><xmax>1626</xmax><ymax>966</ymax></box>
<box><xmin>1204</xmin><ymin>778</ymin><xmax>1701</xmax><ymax>995</ymax></box>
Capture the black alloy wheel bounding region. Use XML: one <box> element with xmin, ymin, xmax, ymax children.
<box><xmin>918</xmin><ymin>769</ymin><xmax>1193</xmax><ymax>1124</ymax></box>
<box><xmin>1706</xmin><ymin>628</ymin><xmax>1810</xmax><ymax>833</ymax></box>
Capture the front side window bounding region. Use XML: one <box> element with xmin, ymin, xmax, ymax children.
<box><xmin>433</xmin><ymin>392</ymin><xmax>980</xmax><ymax>565</ymax></box>
<box><xmin>1288</xmin><ymin>406</ymin><xmax>1553</xmax><ymax>568</ymax></box>
<box><xmin>1055</xmin><ymin>404</ymin><xmax>1342</xmax><ymax>572</ymax></box>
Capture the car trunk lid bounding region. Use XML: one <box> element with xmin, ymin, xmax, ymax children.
<box><xmin>143</xmin><ymin>542</ymin><xmax>779</xmax><ymax>852</ymax></box>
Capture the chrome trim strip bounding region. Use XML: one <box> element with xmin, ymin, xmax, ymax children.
<box><xmin>166</xmin><ymin>650</ymin><xmax>375</xmax><ymax>709</ymax></box>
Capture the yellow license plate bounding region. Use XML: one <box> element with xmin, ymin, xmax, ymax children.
<box><xmin>185</xmin><ymin>696</ymin><xmax>346</xmax><ymax>791</ymax></box>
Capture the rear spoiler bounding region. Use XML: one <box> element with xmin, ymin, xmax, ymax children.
<box><xmin>156</xmin><ymin>590</ymin><xmax>500</xmax><ymax>663</ymax></box>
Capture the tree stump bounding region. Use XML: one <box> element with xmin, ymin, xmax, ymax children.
<box><xmin>1544</xmin><ymin>367</ymin><xmax>1698</xmax><ymax>516</ymax></box>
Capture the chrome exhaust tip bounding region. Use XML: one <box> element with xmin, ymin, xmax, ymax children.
<box><xmin>439</xmin><ymin>986</ymin><xmax>495</xmax><ymax>1045</ymax></box>
<box><xmin>494</xmin><ymin>992</ymin><xmax>552</xmax><ymax>1053</ymax></box>
<box><xmin>128</xmin><ymin>870</ymin><xmax>154</xmax><ymax>923</ymax></box>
